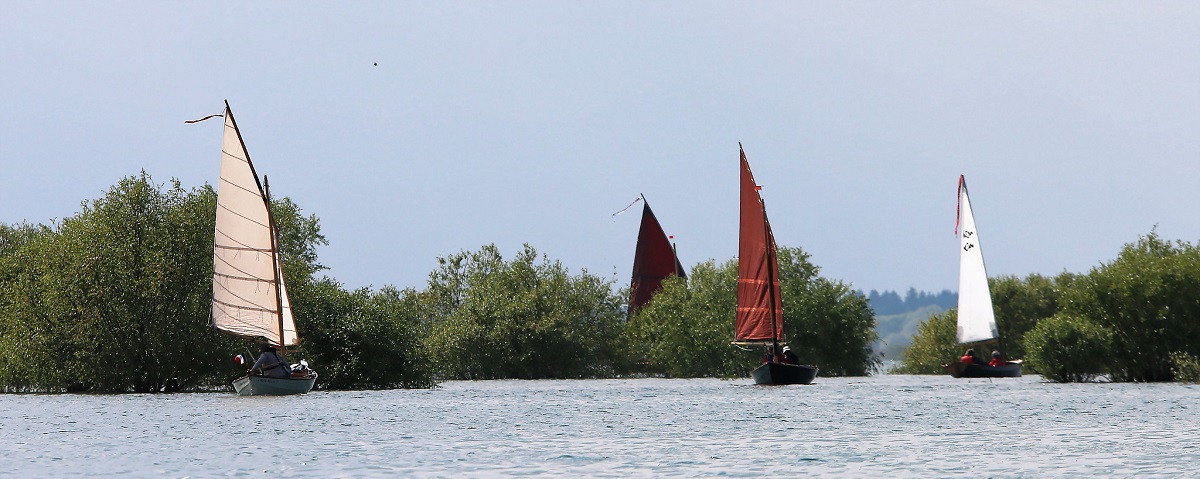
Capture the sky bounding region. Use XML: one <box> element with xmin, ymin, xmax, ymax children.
<box><xmin>3</xmin><ymin>2</ymin><xmax>1198</xmax><ymax>295</ymax></box>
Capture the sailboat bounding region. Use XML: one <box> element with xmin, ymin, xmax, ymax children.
<box><xmin>628</xmin><ymin>194</ymin><xmax>686</xmax><ymax>318</ymax></box>
<box><xmin>944</xmin><ymin>175</ymin><xmax>1022</xmax><ymax>378</ymax></box>
<box><xmin>209</xmin><ymin>101</ymin><xmax>318</xmax><ymax>395</ymax></box>
<box><xmin>734</xmin><ymin>145</ymin><xmax>818</xmax><ymax>385</ymax></box>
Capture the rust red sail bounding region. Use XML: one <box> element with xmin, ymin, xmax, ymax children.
<box><xmin>735</xmin><ymin>147</ymin><xmax>783</xmax><ymax>342</ymax></box>
<box><xmin>629</xmin><ymin>197</ymin><xmax>686</xmax><ymax>316</ymax></box>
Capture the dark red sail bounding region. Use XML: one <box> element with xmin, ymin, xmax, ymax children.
<box><xmin>735</xmin><ymin>146</ymin><xmax>783</xmax><ymax>342</ymax></box>
<box><xmin>629</xmin><ymin>197</ymin><xmax>686</xmax><ymax>317</ymax></box>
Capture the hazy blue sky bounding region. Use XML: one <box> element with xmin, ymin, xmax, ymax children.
<box><xmin>3</xmin><ymin>2</ymin><xmax>1198</xmax><ymax>295</ymax></box>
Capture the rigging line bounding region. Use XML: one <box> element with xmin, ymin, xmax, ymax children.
<box><xmin>184</xmin><ymin>113</ymin><xmax>224</xmax><ymax>124</ymax></box>
<box><xmin>610</xmin><ymin>196</ymin><xmax>643</xmax><ymax>218</ymax></box>
<box><xmin>213</xmin><ymin>242</ymin><xmax>272</xmax><ymax>254</ymax></box>
<box><xmin>212</xmin><ymin>283</ymin><xmax>276</xmax><ymax>313</ymax></box>
<box><xmin>213</xmin><ymin>249</ymin><xmax>276</xmax><ymax>282</ymax></box>
<box><xmin>213</xmin><ymin>299</ymin><xmax>275</xmax><ymax>315</ymax></box>
<box><xmin>215</xmin><ymin>199</ymin><xmax>271</xmax><ymax>230</ymax></box>
<box><xmin>220</xmin><ymin>148</ymin><xmax>252</xmax><ymax>166</ymax></box>
<box><xmin>213</xmin><ymin>226</ymin><xmax>269</xmax><ymax>251</ymax></box>
<box><xmin>214</xmin><ymin>270</ymin><xmax>275</xmax><ymax>284</ymax></box>
<box><xmin>216</xmin><ymin>174</ymin><xmax>268</xmax><ymax>205</ymax></box>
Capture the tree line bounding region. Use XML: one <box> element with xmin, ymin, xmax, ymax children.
<box><xmin>897</xmin><ymin>231</ymin><xmax>1200</xmax><ymax>382</ymax></box>
<box><xmin>0</xmin><ymin>173</ymin><xmax>880</xmax><ymax>392</ymax></box>
<box><xmin>863</xmin><ymin>288</ymin><xmax>956</xmax><ymax>316</ymax></box>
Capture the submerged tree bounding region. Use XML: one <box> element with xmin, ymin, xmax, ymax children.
<box><xmin>423</xmin><ymin>244</ymin><xmax>626</xmax><ymax>379</ymax></box>
<box><xmin>623</xmin><ymin>259</ymin><xmax>741</xmax><ymax>378</ymax></box>
<box><xmin>1036</xmin><ymin>232</ymin><xmax>1200</xmax><ymax>382</ymax></box>
<box><xmin>291</xmin><ymin>280</ymin><xmax>434</xmax><ymax>389</ymax></box>
<box><xmin>624</xmin><ymin>246</ymin><xmax>878</xmax><ymax>378</ymax></box>
<box><xmin>0</xmin><ymin>172</ymin><xmax>437</xmax><ymax>392</ymax></box>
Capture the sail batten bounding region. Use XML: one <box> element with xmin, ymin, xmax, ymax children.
<box><xmin>210</xmin><ymin>103</ymin><xmax>299</xmax><ymax>347</ymax></box>
<box><xmin>955</xmin><ymin>175</ymin><xmax>999</xmax><ymax>344</ymax></box>
<box><xmin>734</xmin><ymin>147</ymin><xmax>784</xmax><ymax>342</ymax></box>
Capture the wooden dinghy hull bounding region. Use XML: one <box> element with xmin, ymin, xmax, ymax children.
<box><xmin>944</xmin><ymin>360</ymin><xmax>1023</xmax><ymax>378</ymax></box>
<box><xmin>751</xmin><ymin>362</ymin><xmax>818</xmax><ymax>385</ymax></box>
<box><xmin>232</xmin><ymin>374</ymin><xmax>317</xmax><ymax>396</ymax></box>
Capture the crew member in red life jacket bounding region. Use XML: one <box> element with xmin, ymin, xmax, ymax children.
<box><xmin>960</xmin><ymin>349</ymin><xmax>986</xmax><ymax>365</ymax></box>
<box><xmin>781</xmin><ymin>346</ymin><xmax>799</xmax><ymax>365</ymax></box>
<box><xmin>763</xmin><ymin>345</ymin><xmax>776</xmax><ymax>364</ymax></box>
<box><xmin>988</xmin><ymin>350</ymin><xmax>1005</xmax><ymax>367</ymax></box>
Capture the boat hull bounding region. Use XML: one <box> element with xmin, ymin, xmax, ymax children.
<box><xmin>751</xmin><ymin>362</ymin><xmax>818</xmax><ymax>385</ymax></box>
<box><xmin>944</xmin><ymin>360</ymin><xmax>1023</xmax><ymax>378</ymax></box>
<box><xmin>232</xmin><ymin>374</ymin><xmax>317</xmax><ymax>396</ymax></box>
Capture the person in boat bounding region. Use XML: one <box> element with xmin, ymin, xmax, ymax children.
<box><xmin>781</xmin><ymin>346</ymin><xmax>799</xmax><ymax>365</ymax></box>
<box><xmin>988</xmin><ymin>350</ymin><xmax>1006</xmax><ymax>367</ymax></box>
<box><xmin>251</xmin><ymin>344</ymin><xmax>292</xmax><ymax>378</ymax></box>
<box><xmin>959</xmin><ymin>349</ymin><xmax>987</xmax><ymax>365</ymax></box>
<box><xmin>763</xmin><ymin>345</ymin><xmax>777</xmax><ymax>364</ymax></box>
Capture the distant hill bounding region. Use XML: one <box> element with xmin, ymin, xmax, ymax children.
<box><xmin>861</xmin><ymin>289</ymin><xmax>957</xmax><ymax>360</ymax></box>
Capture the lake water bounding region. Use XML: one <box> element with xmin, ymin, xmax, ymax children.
<box><xmin>2</xmin><ymin>375</ymin><xmax>1197</xmax><ymax>477</ymax></box>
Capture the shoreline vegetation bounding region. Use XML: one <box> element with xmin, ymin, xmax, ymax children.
<box><xmin>2</xmin><ymin>173</ymin><xmax>1198</xmax><ymax>392</ymax></box>
<box><xmin>0</xmin><ymin>173</ymin><xmax>877</xmax><ymax>393</ymax></box>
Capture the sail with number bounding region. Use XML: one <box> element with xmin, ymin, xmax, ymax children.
<box><xmin>628</xmin><ymin>195</ymin><xmax>686</xmax><ymax>317</ymax></box>
<box><xmin>734</xmin><ymin>146</ymin><xmax>783</xmax><ymax>343</ymax></box>
<box><xmin>210</xmin><ymin>102</ymin><xmax>298</xmax><ymax>347</ymax></box>
<box><xmin>955</xmin><ymin>175</ymin><xmax>998</xmax><ymax>344</ymax></box>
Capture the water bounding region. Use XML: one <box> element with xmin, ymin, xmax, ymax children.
<box><xmin>2</xmin><ymin>375</ymin><xmax>1197</xmax><ymax>477</ymax></box>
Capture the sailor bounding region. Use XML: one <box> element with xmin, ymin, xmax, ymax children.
<box><xmin>988</xmin><ymin>350</ymin><xmax>1006</xmax><ymax>367</ymax></box>
<box><xmin>960</xmin><ymin>349</ymin><xmax>986</xmax><ymax>365</ymax></box>
<box><xmin>781</xmin><ymin>346</ymin><xmax>799</xmax><ymax>365</ymax></box>
<box><xmin>251</xmin><ymin>344</ymin><xmax>291</xmax><ymax>378</ymax></box>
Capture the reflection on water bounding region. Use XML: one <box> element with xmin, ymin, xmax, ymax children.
<box><xmin>2</xmin><ymin>375</ymin><xmax>1198</xmax><ymax>477</ymax></box>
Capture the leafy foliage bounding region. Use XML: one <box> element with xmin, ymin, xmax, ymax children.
<box><xmin>895</xmin><ymin>273</ymin><xmax>1072</xmax><ymax>375</ymax></box>
<box><xmin>624</xmin><ymin>246</ymin><xmax>879</xmax><ymax>377</ymax></box>
<box><xmin>1043</xmin><ymin>232</ymin><xmax>1200</xmax><ymax>382</ymax></box>
<box><xmin>0</xmin><ymin>173</ymin><xmax>434</xmax><ymax>392</ymax></box>
<box><xmin>893</xmin><ymin>310</ymin><xmax>957</xmax><ymax>374</ymax></box>
<box><xmin>291</xmin><ymin>280</ymin><xmax>434</xmax><ymax>389</ymax></box>
<box><xmin>623</xmin><ymin>259</ymin><xmax>742</xmax><ymax>377</ymax></box>
<box><xmin>423</xmin><ymin>244</ymin><xmax>626</xmax><ymax>379</ymax></box>
<box><xmin>1023</xmin><ymin>313</ymin><xmax>1112</xmax><ymax>383</ymax></box>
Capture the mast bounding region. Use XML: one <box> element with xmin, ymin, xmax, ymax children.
<box><xmin>762</xmin><ymin>199</ymin><xmax>780</xmax><ymax>355</ymax></box>
<box><xmin>263</xmin><ymin>176</ymin><xmax>286</xmax><ymax>351</ymax></box>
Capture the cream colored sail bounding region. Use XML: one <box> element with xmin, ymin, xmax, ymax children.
<box><xmin>956</xmin><ymin>176</ymin><xmax>998</xmax><ymax>344</ymax></box>
<box><xmin>210</xmin><ymin>104</ymin><xmax>298</xmax><ymax>346</ymax></box>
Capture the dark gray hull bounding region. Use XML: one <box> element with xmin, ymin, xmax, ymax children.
<box><xmin>944</xmin><ymin>360</ymin><xmax>1023</xmax><ymax>378</ymax></box>
<box><xmin>751</xmin><ymin>362</ymin><xmax>818</xmax><ymax>385</ymax></box>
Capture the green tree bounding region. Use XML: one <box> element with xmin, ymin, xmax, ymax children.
<box><xmin>895</xmin><ymin>273</ymin><xmax>1073</xmax><ymax>375</ymax></box>
<box><xmin>989</xmin><ymin>272</ymin><xmax>1075</xmax><ymax>360</ymax></box>
<box><xmin>893</xmin><ymin>310</ymin><xmax>957</xmax><ymax>374</ymax></box>
<box><xmin>778</xmin><ymin>248</ymin><xmax>879</xmax><ymax>376</ymax></box>
<box><xmin>1023</xmin><ymin>313</ymin><xmax>1113</xmax><ymax>383</ymax></box>
<box><xmin>424</xmin><ymin>244</ymin><xmax>625</xmax><ymax>379</ymax></box>
<box><xmin>624</xmin><ymin>246</ymin><xmax>878</xmax><ymax>378</ymax></box>
<box><xmin>290</xmin><ymin>280</ymin><xmax>434</xmax><ymax>389</ymax></box>
<box><xmin>623</xmin><ymin>259</ymin><xmax>742</xmax><ymax>377</ymax></box>
<box><xmin>1045</xmin><ymin>232</ymin><xmax>1200</xmax><ymax>382</ymax></box>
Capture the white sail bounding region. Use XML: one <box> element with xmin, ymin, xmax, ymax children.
<box><xmin>210</xmin><ymin>104</ymin><xmax>299</xmax><ymax>347</ymax></box>
<box><xmin>956</xmin><ymin>176</ymin><xmax>998</xmax><ymax>344</ymax></box>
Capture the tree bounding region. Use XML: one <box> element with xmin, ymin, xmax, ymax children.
<box><xmin>1023</xmin><ymin>313</ymin><xmax>1112</xmax><ymax>382</ymax></box>
<box><xmin>624</xmin><ymin>246</ymin><xmax>879</xmax><ymax>377</ymax></box>
<box><xmin>623</xmin><ymin>259</ymin><xmax>742</xmax><ymax>377</ymax></box>
<box><xmin>290</xmin><ymin>280</ymin><xmax>434</xmax><ymax>389</ymax></box>
<box><xmin>893</xmin><ymin>310</ymin><xmax>957</xmax><ymax>374</ymax></box>
<box><xmin>1041</xmin><ymin>232</ymin><xmax>1200</xmax><ymax>382</ymax></box>
<box><xmin>778</xmin><ymin>247</ymin><xmax>879</xmax><ymax>376</ymax></box>
<box><xmin>424</xmin><ymin>244</ymin><xmax>626</xmax><ymax>379</ymax></box>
